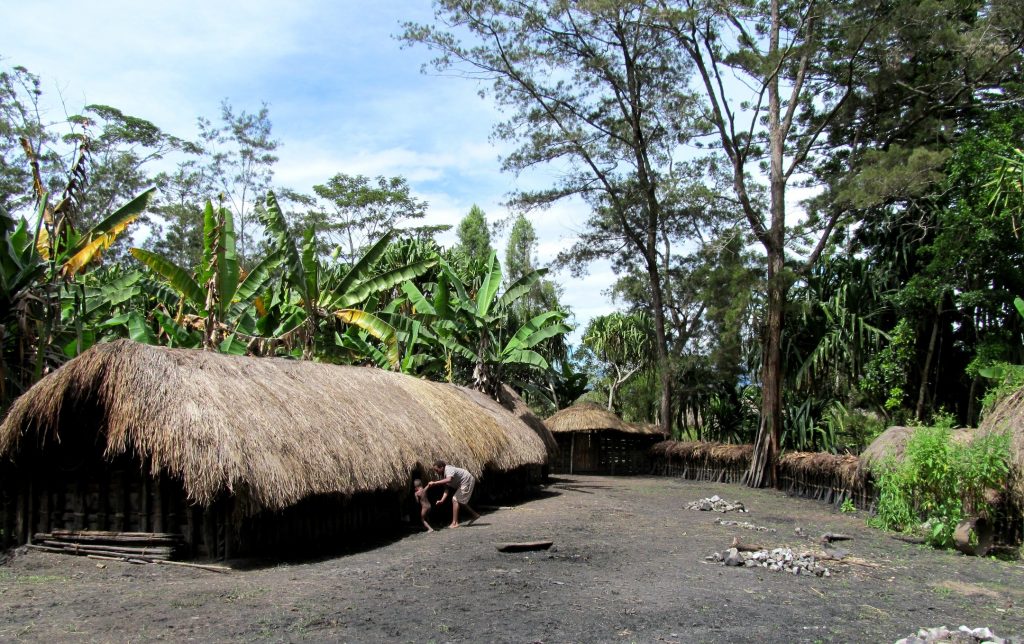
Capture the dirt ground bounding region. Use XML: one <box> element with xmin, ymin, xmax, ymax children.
<box><xmin>2</xmin><ymin>475</ymin><xmax>1023</xmax><ymax>643</ymax></box>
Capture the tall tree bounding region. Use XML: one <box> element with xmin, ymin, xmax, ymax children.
<box><xmin>505</xmin><ymin>213</ymin><xmax>560</xmax><ymax>316</ymax></box>
<box><xmin>197</xmin><ymin>100</ymin><xmax>279</xmax><ymax>262</ymax></box>
<box><xmin>404</xmin><ymin>1</ymin><xmax>700</xmax><ymax>435</ymax></box>
<box><xmin>456</xmin><ymin>204</ymin><xmax>493</xmax><ymax>264</ymax></box>
<box><xmin>310</xmin><ymin>173</ymin><xmax>428</xmax><ymax>264</ymax></box>
<box><xmin>582</xmin><ymin>312</ymin><xmax>654</xmax><ymax>412</ymax></box>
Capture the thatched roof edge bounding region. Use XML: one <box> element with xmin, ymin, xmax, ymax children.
<box><xmin>0</xmin><ymin>340</ymin><xmax>549</xmax><ymax>513</ymax></box>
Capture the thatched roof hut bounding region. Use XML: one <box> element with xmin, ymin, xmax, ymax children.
<box><xmin>978</xmin><ymin>388</ymin><xmax>1024</xmax><ymax>509</ymax></box>
<box><xmin>859</xmin><ymin>425</ymin><xmax>975</xmax><ymax>472</ymax></box>
<box><xmin>0</xmin><ymin>340</ymin><xmax>552</xmax><ymax>514</ymax></box>
<box><xmin>546</xmin><ymin>403</ymin><xmax>632</xmax><ymax>434</ymax></box>
<box><xmin>544</xmin><ymin>403</ymin><xmax>663</xmax><ymax>474</ymax></box>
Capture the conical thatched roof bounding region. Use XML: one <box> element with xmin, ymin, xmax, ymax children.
<box><xmin>978</xmin><ymin>387</ymin><xmax>1024</xmax><ymax>508</ymax></box>
<box><xmin>545</xmin><ymin>403</ymin><xmax>645</xmax><ymax>434</ymax></box>
<box><xmin>0</xmin><ymin>340</ymin><xmax>552</xmax><ymax>512</ymax></box>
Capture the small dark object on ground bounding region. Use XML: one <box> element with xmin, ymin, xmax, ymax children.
<box><xmin>497</xmin><ymin>541</ymin><xmax>554</xmax><ymax>552</ymax></box>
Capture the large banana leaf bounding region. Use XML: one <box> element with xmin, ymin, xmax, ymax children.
<box><xmin>129</xmin><ymin>248</ymin><xmax>205</xmax><ymax>308</ymax></box>
<box><xmin>476</xmin><ymin>251</ymin><xmax>502</xmax><ymax>318</ymax></box>
<box><xmin>502</xmin><ymin>310</ymin><xmax>566</xmax><ymax>353</ymax></box>
<box><xmin>337</xmin><ymin>329</ymin><xmax>391</xmax><ymax>370</ymax></box>
<box><xmin>496</xmin><ymin>268</ymin><xmax>547</xmax><ymax>310</ymax></box>
<box><xmin>502</xmin><ymin>348</ymin><xmax>549</xmax><ymax>370</ymax></box>
<box><xmin>333</xmin><ymin>230</ymin><xmax>395</xmax><ymax>298</ymax></box>
<box><xmin>230</xmin><ymin>252</ymin><xmax>282</xmax><ymax>318</ymax></box>
<box><xmin>62</xmin><ymin>187</ymin><xmax>155</xmax><ymax>278</ymax></box>
<box><xmin>200</xmin><ymin>201</ymin><xmax>217</xmax><ymax>285</ymax></box>
<box><xmin>400</xmin><ymin>281</ymin><xmax>437</xmax><ymax>315</ymax></box>
<box><xmin>335</xmin><ymin>309</ymin><xmax>400</xmax><ymax>368</ymax></box>
<box><xmin>331</xmin><ymin>258</ymin><xmax>437</xmax><ymax>309</ymax></box>
<box><xmin>261</xmin><ymin>192</ymin><xmax>311</xmax><ymax>305</ymax></box>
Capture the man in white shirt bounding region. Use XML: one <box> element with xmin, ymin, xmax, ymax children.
<box><xmin>426</xmin><ymin>460</ymin><xmax>482</xmax><ymax>528</ymax></box>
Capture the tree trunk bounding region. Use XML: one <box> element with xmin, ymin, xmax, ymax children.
<box><xmin>916</xmin><ymin>304</ymin><xmax>941</xmax><ymax>421</ymax></box>
<box><xmin>747</xmin><ymin>247</ymin><xmax>785</xmax><ymax>488</ymax></box>
<box><xmin>646</xmin><ymin>259</ymin><xmax>673</xmax><ymax>436</ymax></box>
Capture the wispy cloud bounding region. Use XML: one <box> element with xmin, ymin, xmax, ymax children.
<box><xmin>1</xmin><ymin>0</ymin><xmax>618</xmax><ymax>337</ymax></box>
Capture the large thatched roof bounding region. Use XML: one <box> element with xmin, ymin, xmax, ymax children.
<box><xmin>978</xmin><ymin>387</ymin><xmax>1024</xmax><ymax>508</ymax></box>
<box><xmin>0</xmin><ymin>340</ymin><xmax>552</xmax><ymax>512</ymax></box>
<box><xmin>545</xmin><ymin>403</ymin><xmax>640</xmax><ymax>434</ymax></box>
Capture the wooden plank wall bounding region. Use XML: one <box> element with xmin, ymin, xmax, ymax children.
<box><xmin>551</xmin><ymin>432</ymin><xmax>659</xmax><ymax>475</ymax></box>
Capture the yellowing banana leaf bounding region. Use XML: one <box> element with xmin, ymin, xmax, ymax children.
<box><xmin>62</xmin><ymin>188</ymin><xmax>154</xmax><ymax>278</ymax></box>
<box><xmin>335</xmin><ymin>308</ymin><xmax>399</xmax><ymax>369</ymax></box>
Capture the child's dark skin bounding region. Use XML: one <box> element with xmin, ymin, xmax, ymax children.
<box><xmin>413</xmin><ymin>479</ymin><xmax>434</xmax><ymax>532</ymax></box>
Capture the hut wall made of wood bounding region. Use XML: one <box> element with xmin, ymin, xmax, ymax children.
<box><xmin>551</xmin><ymin>432</ymin><xmax>660</xmax><ymax>475</ymax></box>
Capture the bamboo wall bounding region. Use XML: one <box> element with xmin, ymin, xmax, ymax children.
<box><xmin>551</xmin><ymin>432</ymin><xmax>660</xmax><ymax>475</ymax></box>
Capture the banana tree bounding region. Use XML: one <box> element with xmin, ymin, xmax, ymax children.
<box><xmin>259</xmin><ymin>191</ymin><xmax>437</xmax><ymax>364</ymax></box>
<box><xmin>2</xmin><ymin>188</ymin><xmax>153</xmax><ymax>405</ymax></box>
<box><xmin>402</xmin><ymin>251</ymin><xmax>571</xmax><ymax>396</ymax></box>
<box><xmin>130</xmin><ymin>200</ymin><xmax>280</xmax><ymax>352</ymax></box>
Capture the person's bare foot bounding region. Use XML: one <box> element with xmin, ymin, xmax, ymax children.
<box><xmin>449</xmin><ymin>523</ymin><xmax>459</xmax><ymax>528</ymax></box>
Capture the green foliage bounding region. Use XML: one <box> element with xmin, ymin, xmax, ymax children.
<box><xmin>309</xmin><ymin>173</ymin><xmax>428</xmax><ymax>264</ymax></box>
<box><xmin>869</xmin><ymin>425</ymin><xmax>1011</xmax><ymax>548</ymax></box>
<box><xmin>840</xmin><ymin>498</ymin><xmax>856</xmax><ymax>514</ymax></box>
<box><xmin>456</xmin><ymin>205</ymin><xmax>492</xmax><ymax>264</ymax></box>
<box><xmin>863</xmin><ymin>318</ymin><xmax>916</xmax><ymax>413</ymax></box>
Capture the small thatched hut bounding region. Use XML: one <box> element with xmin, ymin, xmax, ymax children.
<box><xmin>0</xmin><ymin>340</ymin><xmax>552</xmax><ymax>558</ymax></box>
<box><xmin>544</xmin><ymin>403</ymin><xmax>665</xmax><ymax>475</ymax></box>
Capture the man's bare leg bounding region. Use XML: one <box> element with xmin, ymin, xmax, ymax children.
<box><xmin>450</xmin><ymin>500</ymin><xmax>461</xmax><ymax>527</ymax></box>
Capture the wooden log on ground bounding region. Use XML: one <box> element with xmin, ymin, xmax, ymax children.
<box><xmin>496</xmin><ymin>541</ymin><xmax>553</xmax><ymax>553</ymax></box>
<box><xmin>40</xmin><ymin>540</ymin><xmax>174</xmax><ymax>556</ymax></box>
<box><xmin>45</xmin><ymin>529</ymin><xmax>181</xmax><ymax>542</ymax></box>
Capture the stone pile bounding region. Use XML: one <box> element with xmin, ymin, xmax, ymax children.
<box><xmin>687</xmin><ymin>495</ymin><xmax>747</xmax><ymax>513</ymax></box>
<box><xmin>896</xmin><ymin>625</ymin><xmax>1019</xmax><ymax>644</ymax></box>
<box><xmin>706</xmin><ymin>546</ymin><xmax>831</xmax><ymax>577</ymax></box>
<box><xmin>714</xmin><ymin>518</ymin><xmax>775</xmax><ymax>532</ymax></box>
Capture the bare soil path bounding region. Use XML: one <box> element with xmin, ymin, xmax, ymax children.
<box><xmin>2</xmin><ymin>475</ymin><xmax>1023</xmax><ymax>643</ymax></box>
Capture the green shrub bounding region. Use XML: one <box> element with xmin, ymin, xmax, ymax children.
<box><xmin>868</xmin><ymin>424</ymin><xmax>1011</xmax><ymax>548</ymax></box>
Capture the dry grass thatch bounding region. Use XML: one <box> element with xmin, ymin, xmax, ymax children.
<box><xmin>625</xmin><ymin>422</ymin><xmax>669</xmax><ymax>437</ymax></box>
<box><xmin>859</xmin><ymin>425</ymin><xmax>976</xmax><ymax>471</ymax></box>
<box><xmin>650</xmin><ymin>440</ymin><xmax>753</xmax><ymax>466</ymax></box>
<box><xmin>858</xmin><ymin>426</ymin><xmax>916</xmax><ymax>470</ymax></box>
<box><xmin>779</xmin><ymin>451</ymin><xmax>864</xmax><ymax>490</ymax></box>
<box><xmin>978</xmin><ymin>387</ymin><xmax>1024</xmax><ymax>508</ymax></box>
<box><xmin>545</xmin><ymin>403</ymin><xmax>635</xmax><ymax>434</ymax></box>
<box><xmin>496</xmin><ymin>384</ymin><xmax>558</xmax><ymax>455</ymax></box>
<box><xmin>0</xmin><ymin>340</ymin><xmax>552</xmax><ymax>512</ymax></box>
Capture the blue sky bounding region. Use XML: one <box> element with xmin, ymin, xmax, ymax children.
<box><xmin>1</xmin><ymin>1</ymin><xmax>617</xmax><ymax>340</ymax></box>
